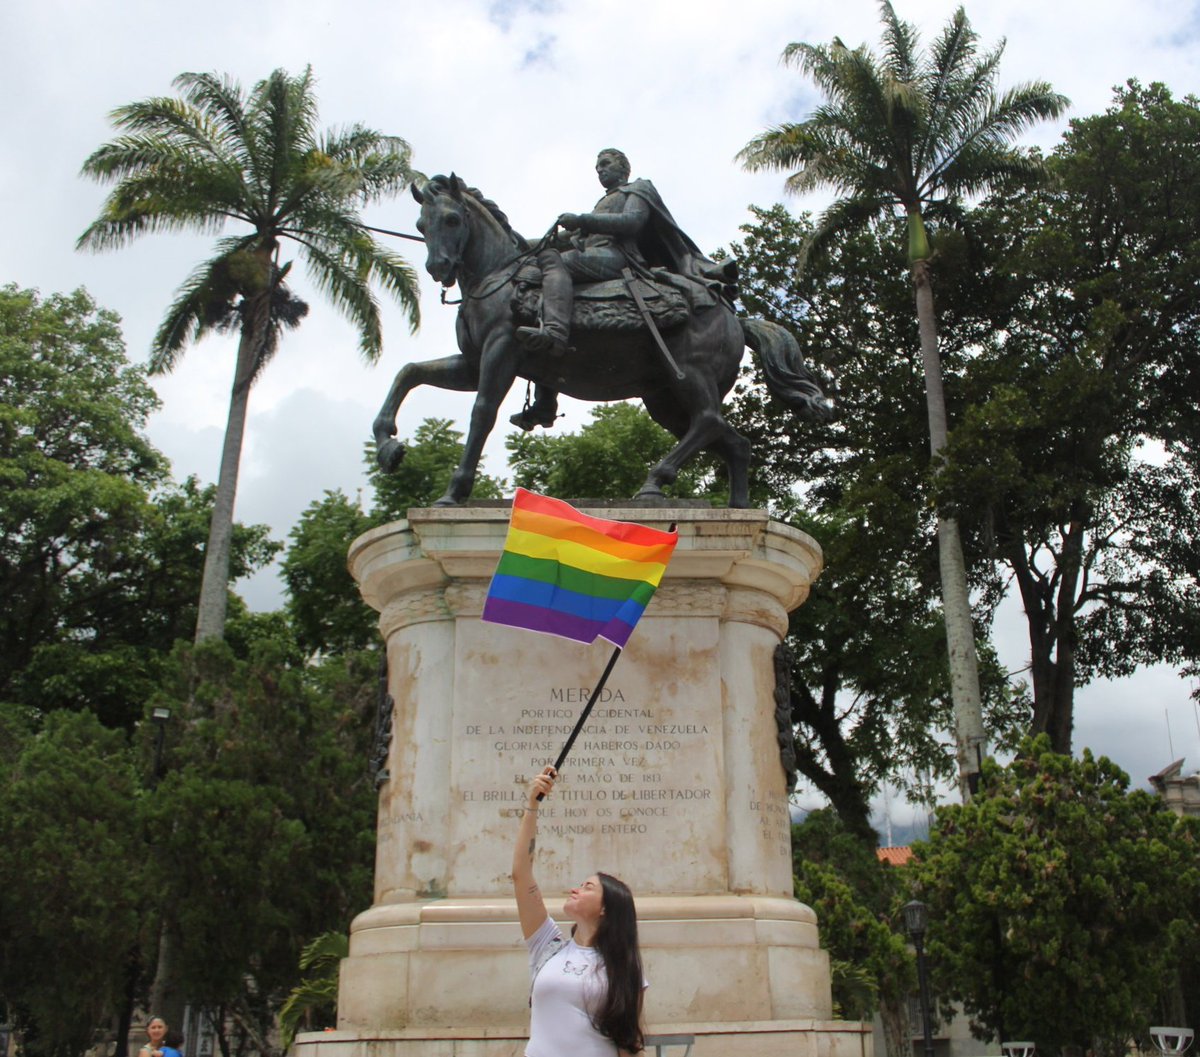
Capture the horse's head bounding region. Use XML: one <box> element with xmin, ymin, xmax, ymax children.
<box><xmin>412</xmin><ymin>174</ymin><xmax>470</xmax><ymax>288</ymax></box>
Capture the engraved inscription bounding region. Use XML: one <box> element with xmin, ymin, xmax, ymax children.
<box><xmin>456</xmin><ymin>687</ymin><xmax>717</xmax><ymax>829</ymax></box>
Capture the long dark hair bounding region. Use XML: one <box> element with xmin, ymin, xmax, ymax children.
<box><xmin>591</xmin><ymin>872</ymin><xmax>644</xmax><ymax>1054</ymax></box>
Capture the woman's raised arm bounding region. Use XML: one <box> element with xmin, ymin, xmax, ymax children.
<box><xmin>512</xmin><ymin>765</ymin><xmax>556</xmax><ymax>939</ymax></box>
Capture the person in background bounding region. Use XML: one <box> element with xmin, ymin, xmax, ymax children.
<box><xmin>140</xmin><ymin>1018</ymin><xmax>181</xmax><ymax>1057</ymax></box>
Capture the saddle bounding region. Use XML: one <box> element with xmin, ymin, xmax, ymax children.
<box><xmin>511</xmin><ymin>267</ymin><xmax>690</xmax><ymax>334</ymax></box>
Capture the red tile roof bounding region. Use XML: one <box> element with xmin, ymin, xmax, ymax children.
<box><xmin>876</xmin><ymin>846</ymin><xmax>913</xmax><ymax>866</ymax></box>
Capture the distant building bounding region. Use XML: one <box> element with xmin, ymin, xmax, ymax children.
<box><xmin>1149</xmin><ymin>759</ymin><xmax>1200</xmax><ymax>818</ymax></box>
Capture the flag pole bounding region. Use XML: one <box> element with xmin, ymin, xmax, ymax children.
<box><xmin>537</xmin><ymin>645</ymin><xmax>623</xmax><ymax>800</ymax></box>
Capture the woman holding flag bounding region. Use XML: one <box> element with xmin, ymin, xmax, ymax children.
<box><xmin>512</xmin><ymin>765</ymin><xmax>646</xmax><ymax>1057</ymax></box>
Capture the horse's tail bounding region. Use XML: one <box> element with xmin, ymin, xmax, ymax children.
<box><xmin>741</xmin><ymin>318</ymin><xmax>833</xmax><ymax>421</ymax></box>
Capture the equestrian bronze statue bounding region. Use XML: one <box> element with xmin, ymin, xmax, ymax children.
<box><xmin>372</xmin><ymin>151</ymin><xmax>830</xmax><ymax>507</ymax></box>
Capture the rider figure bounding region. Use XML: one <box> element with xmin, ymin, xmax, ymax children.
<box><xmin>516</xmin><ymin>149</ymin><xmax>647</xmax><ymax>357</ymax></box>
<box><xmin>512</xmin><ymin>149</ymin><xmax>734</xmax><ymax>429</ymax></box>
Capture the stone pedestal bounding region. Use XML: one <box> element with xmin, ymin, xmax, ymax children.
<box><xmin>294</xmin><ymin>505</ymin><xmax>871</xmax><ymax>1057</ymax></box>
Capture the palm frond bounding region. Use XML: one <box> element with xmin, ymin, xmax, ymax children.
<box><xmin>172</xmin><ymin>71</ymin><xmax>266</xmax><ymax>213</ymax></box>
<box><xmin>105</xmin><ymin>96</ymin><xmax>224</xmax><ymax>154</ymax></box>
<box><xmin>322</xmin><ymin>129</ymin><xmax>416</xmax><ymax>204</ymax></box>
<box><xmin>878</xmin><ymin>0</ymin><xmax>919</xmax><ymax>83</ymax></box>
<box><xmin>809</xmin><ymin>195</ymin><xmax>893</xmax><ymax>264</ymax></box>
<box><xmin>293</xmin><ymin>234</ymin><xmax>385</xmax><ymax>359</ymax></box>
<box><xmin>924</xmin><ymin>7</ymin><xmax>977</xmax><ymax>86</ymax></box>
<box><xmin>278</xmin><ymin>980</ymin><xmax>336</xmax><ymax>1050</ymax></box>
<box><xmin>922</xmin><ymin>83</ymin><xmax>1068</xmax><ymax>196</ymax></box>
<box><xmin>77</xmin><ymin>165</ymin><xmax>248</xmax><ymax>251</ymax></box>
<box><xmin>103</xmin><ymin>98</ymin><xmax>254</xmax><ymax>214</ymax></box>
<box><xmin>252</xmin><ymin>67</ymin><xmax>319</xmax><ymax>215</ymax></box>
<box><xmin>947</xmin><ymin>40</ymin><xmax>1003</xmax><ymax>115</ymax></box>
<box><xmin>782</xmin><ymin>41</ymin><xmax>840</xmax><ymax>95</ymax></box>
<box><xmin>979</xmin><ymin>82</ymin><xmax>1071</xmax><ymax>142</ymax></box>
<box><xmin>297</xmin><ymin>217</ymin><xmax>421</xmax><ymax>332</ymax></box>
<box><xmin>172</xmin><ymin>72</ymin><xmax>250</xmax><ymax>153</ymax></box>
<box><xmin>736</xmin><ymin>124</ymin><xmax>799</xmax><ymax>172</ymax></box>
<box><xmin>359</xmin><ymin>245</ymin><xmax>420</xmax><ymax>334</ymax></box>
<box><xmin>299</xmin><ymin>930</ymin><xmax>349</xmax><ymax>971</ymax></box>
<box><xmin>913</xmin><ymin>11</ymin><xmax>982</xmax><ymax>175</ymax></box>
<box><xmin>931</xmin><ymin>147</ymin><xmax>1049</xmax><ymax>201</ymax></box>
<box><xmin>881</xmin><ymin>75</ymin><xmax>926</xmax><ymax>126</ymax></box>
<box><xmin>80</xmin><ymin>134</ymin><xmax>210</xmax><ymax>181</ymax></box>
<box><xmin>149</xmin><ymin>236</ymin><xmax>253</xmax><ymax>372</ymax></box>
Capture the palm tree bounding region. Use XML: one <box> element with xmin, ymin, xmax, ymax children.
<box><xmin>739</xmin><ymin>3</ymin><xmax>1067</xmax><ymax>798</ymax></box>
<box><xmin>278</xmin><ymin>931</ymin><xmax>350</xmax><ymax>1049</ymax></box>
<box><xmin>79</xmin><ymin>67</ymin><xmax>420</xmax><ymax>643</ymax></box>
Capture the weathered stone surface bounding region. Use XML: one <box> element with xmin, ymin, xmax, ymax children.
<box><xmin>290</xmin><ymin>505</ymin><xmax>871</xmax><ymax>1057</ymax></box>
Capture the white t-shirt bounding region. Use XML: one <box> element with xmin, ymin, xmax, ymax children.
<box><xmin>525</xmin><ymin>917</ymin><xmax>615</xmax><ymax>1057</ymax></box>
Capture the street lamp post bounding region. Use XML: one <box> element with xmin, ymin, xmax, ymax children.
<box><xmin>904</xmin><ymin>899</ymin><xmax>935</xmax><ymax>1057</ymax></box>
<box><xmin>150</xmin><ymin>706</ymin><xmax>171</xmax><ymax>788</ymax></box>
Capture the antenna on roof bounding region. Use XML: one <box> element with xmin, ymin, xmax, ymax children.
<box><xmin>1167</xmin><ymin>708</ymin><xmax>1176</xmax><ymax>761</ymax></box>
<box><xmin>882</xmin><ymin>780</ymin><xmax>893</xmax><ymax>847</ymax></box>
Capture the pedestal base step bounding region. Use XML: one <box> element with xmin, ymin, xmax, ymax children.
<box><xmin>296</xmin><ymin>1019</ymin><xmax>872</xmax><ymax>1057</ymax></box>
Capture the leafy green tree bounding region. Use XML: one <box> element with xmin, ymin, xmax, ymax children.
<box><xmin>282</xmin><ymin>490</ymin><xmax>377</xmax><ymax>656</ymax></box>
<box><xmin>739</xmin><ymin>2</ymin><xmax>1067</xmax><ymax>796</ymax></box>
<box><xmin>145</xmin><ymin>634</ymin><xmax>377</xmax><ymax>1057</ymax></box>
<box><xmin>912</xmin><ymin>736</ymin><xmax>1200</xmax><ymax>1053</ymax></box>
<box><xmin>792</xmin><ymin>811</ymin><xmax>914</xmax><ymax>1053</ymax></box>
<box><xmin>726</xmin><ymin>207</ymin><xmax>1025</xmax><ymax>834</ymax></box>
<box><xmin>280</xmin><ymin>419</ymin><xmax>504</xmax><ymax>658</ymax></box>
<box><xmin>783</xmin><ymin>504</ymin><xmax>1023</xmax><ymax>839</ymax></box>
<box><xmin>0</xmin><ymin>709</ymin><xmax>143</xmax><ymax>1057</ymax></box>
<box><xmin>942</xmin><ymin>81</ymin><xmax>1200</xmax><ymax>750</ymax></box>
<box><xmin>0</xmin><ymin>286</ymin><xmax>278</xmax><ymax>727</ymax></box>
<box><xmin>79</xmin><ymin>67</ymin><xmax>421</xmax><ymax>644</ymax></box>
<box><xmin>506</xmin><ymin>402</ymin><xmax>715</xmax><ymax>502</ymax></box>
<box><xmin>370</xmin><ymin>417</ymin><xmax>504</xmax><ymax>523</ymax></box>
<box><xmin>0</xmin><ymin>285</ymin><xmax>163</xmax><ymax>706</ymax></box>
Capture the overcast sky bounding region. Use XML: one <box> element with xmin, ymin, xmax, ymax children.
<box><xmin>3</xmin><ymin>0</ymin><xmax>1198</xmax><ymax>807</ymax></box>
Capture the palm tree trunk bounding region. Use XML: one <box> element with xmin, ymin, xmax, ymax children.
<box><xmin>911</xmin><ymin>257</ymin><xmax>987</xmax><ymax>799</ymax></box>
<box><xmin>193</xmin><ymin>306</ymin><xmax>264</xmax><ymax>643</ymax></box>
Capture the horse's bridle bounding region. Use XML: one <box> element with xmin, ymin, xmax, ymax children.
<box><xmin>436</xmin><ymin>217</ymin><xmax>559</xmax><ymax>306</ymax></box>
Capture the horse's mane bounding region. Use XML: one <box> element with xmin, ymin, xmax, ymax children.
<box><xmin>425</xmin><ymin>175</ymin><xmax>530</xmax><ymax>251</ymax></box>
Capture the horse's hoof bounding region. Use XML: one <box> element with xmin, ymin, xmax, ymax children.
<box><xmin>634</xmin><ymin>486</ymin><xmax>667</xmax><ymax>502</ymax></box>
<box><xmin>376</xmin><ymin>439</ymin><xmax>406</xmax><ymax>473</ymax></box>
<box><xmin>433</xmin><ymin>494</ymin><xmax>460</xmax><ymax>507</ymax></box>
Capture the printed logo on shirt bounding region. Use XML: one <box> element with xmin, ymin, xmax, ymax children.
<box><xmin>561</xmin><ymin>959</ymin><xmax>590</xmax><ymax>976</ymax></box>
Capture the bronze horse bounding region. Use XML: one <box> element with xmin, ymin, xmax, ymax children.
<box><xmin>373</xmin><ymin>175</ymin><xmax>829</xmax><ymax>506</ymax></box>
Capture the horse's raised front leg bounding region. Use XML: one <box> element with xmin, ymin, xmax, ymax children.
<box><xmin>373</xmin><ymin>355</ymin><xmax>478</xmax><ymax>472</ymax></box>
<box><xmin>435</xmin><ymin>337</ymin><xmax>518</xmax><ymax>506</ymax></box>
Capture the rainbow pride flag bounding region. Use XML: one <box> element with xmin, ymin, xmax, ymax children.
<box><xmin>481</xmin><ymin>489</ymin><xmax>679</xmax><ymax>648</ymax></box>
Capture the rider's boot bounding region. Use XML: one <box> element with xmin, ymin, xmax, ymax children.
<box><xmin>509</xmin><ymin>385</ymin><xmax>560</xmax><ymax>431</ymax></box>
<box><xmin>516</xmin><ymin>249</ymin><xmax>573</xmax><ymax>356</ymax></box>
